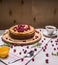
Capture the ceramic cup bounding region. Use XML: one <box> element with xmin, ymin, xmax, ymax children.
<box><xmin>45</xmin><ymin>25</ymin><xmax>56</xmax><ymax>35</ymax></box>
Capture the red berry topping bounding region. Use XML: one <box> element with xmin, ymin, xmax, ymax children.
<box><xmin>32</xmin><ymin>58</ymin><xmax>34</xmax><ymax>61</ymax></box>
<box><xmin>46</xmin><ymin>53</ymin><xmax>49</xmax><ymax>57</ymax></box>
<box><xmin>34</xmin><ymin>48</ymin><xmax>37</xmax><ymax>51</ymax></box>
<box><xmin>6</xmin><ymin>38</ymin><xmax>8</xmax><ymax>39</ymax></box>
<box><xmin>45</xmin><ymin>59</ymin><xmax>49</xmax><ymax>63</ymax></box>
<box><xmin>35</xmin><ymin>36</ymin><xmax>38</xmax><ymax>39</ymax></box>
<box><xmin>23</xmin><ymin>40</ymin><xmax>26</xmax><ymax>42</ymax></box>
<box><xmin>33</xmin><ymin>38</ymin><xmax>34</xmax><ymax>40</ymax></box>
<box><xmin>21</xmin><ymin>58</ymin><xmax>24</xmax><ymax>62</ymax></box>
<box><xmin>13</xmin><ymin>49</ymin><xmax>16</xmax><ymax>53</ymax></box>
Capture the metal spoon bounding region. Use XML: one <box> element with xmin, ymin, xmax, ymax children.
<box><xmin>8</xmin><ymin>51</ymin><xmax>34</xmax><ymax>64</ymax></box>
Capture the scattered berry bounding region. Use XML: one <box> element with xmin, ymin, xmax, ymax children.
<box><xmin>27</xmin><ymin>46</ymin><xmax>29</xmax><ymax>49</ymax></box>
<box><xmin>56</xmin><ymin>43</ymin><xmax>58</xmax><ymax>45</ymax></box>
<box><xmin>54</xmin><ymin>48</ymin><xmax>56</xmax><ymax>50</ymax></box>
<box><xmin>46</xmin><ymin>53</ymin><xmax>49</xmax><ymax>57</ymax></box>
<box><xmin>44</xmin><ymin>46</ymin><xmax>47</xmax><ymax>49</ymax></box>
<box><xmin>10</xmin><ymin>45</ymin><xmax>13</xmax><ymax>48</ymax></box>
<box><xmin>45</xmin><ymin>59</ymin><xmax>49</xmax><ymax>63</ymax></box>
<box><xmin>52</xmin><ymin>44</ymin><xmax>54</xmax><ymax>47</ymax></box>
<box><xmin>24</xmin><ymin>50</ymin><xmax>27</xmax><ymax>54</ymax></box>
<box><xmin>21</xmin><ymin>58</ymin><xmax>24</xmax><ymax>62</ymax></box>
<box><xmin>42</xmin><ymin>40</ymin><xmax>43</xmax><ymax>42</ymax></box>
<box><xmin>44</xmin><ymin>38</ymin><xmax>46</xmax><ymax>40</ymax></box>
<box><xmin>43</xmin><ymin>49</ymin><xmax>45</xmax><ymax>52</ymax></box>
<box><xmin>51</xmin><ymin>40</ymin><xmax>53</xmax><ymax>43</ymax></box>
<box><xmin>34</xmin><ymin>48</ymin><xmax>37</xmax><ymax>51</ymax></box>
<box><xmin>32</xmin><ymin>58</ymin><xmax>34</xmax><ymax>61</ymax></box>
<box><xmin>46</xmin><ymin>44</ymin><xmax>48</xmax><ymax>46</ymax></box>
<box><xmin>19</xmin><ymin>52</ymin><xmax>21</xmax><ymax>55</ymax></box>
<box><xmin>57</xmin><ymin>47</ymin><xmax>58</xmax><ymax>50</ymax></box>
<box><xmin>13</xmin><ymin>49</ymin><xmax>16</xmax><ymax>53</ymax></box>
<box><xmin>22</xmin><ymin>49</ymin><xmax>24</xmax><ymax>51</ymax></box>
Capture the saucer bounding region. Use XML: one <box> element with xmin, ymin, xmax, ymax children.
<box><xmin>43</xmin><ymin>30</ymin><xmax>57</xmax><ymax>38</ymax></box>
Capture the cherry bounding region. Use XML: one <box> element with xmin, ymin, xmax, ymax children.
<box><xmin>27</xmin><ymin>46</ymin><xmax>29</xmax><ymax>49</ymax></box>
<box><xmin>52</xmin><ymin>44</ymin><xmax>54</xmax><ymax>47</ymax></box>
<box><xmin>23</xmin><ymin>40</ymin><xmax>26</xmax><ymax>42</ymax></box>
<box><xmin>56</xmin><ymin>43</ymin><xmax>58</xmax><ymax>45</ymax></box>
<box><xmin>21</xmin><ymin>58</ymin><xmax>24</xmax><ymax>62</ymax></box>
<box><xmin>34</xmin><ymin>48</ymin><xmax>37</xmax><ymax>51</ymax></box>
<box><xmin>19</xmin><ymin>52</ymin><xmax>21</xmax><ymax>55</ymax></box>
<box><xmin>35</xmin><ymin>36</ymin><xmax>38</xmax><ymax>39</ymax></box>
<box><xmin>43</xmin><ymin>49</ymin><xmax>45</xmax><ymax>52</ymax></box>
<box><xmin>46</xmin><ymin>53</ymin><xmax>49</xmax><ymax>57</ymax></box>
<box><xmin>45</xmin><ymin>59</ymin><xmax>49</xmax><ymax>63</ymax></box>
<box><xmin>44</xmin><ymin>46</ymin><xmax>47</xmax><ymax>49</ymax></box>
<box><xmin>13</xmin><ymin>49</ymin><xmax>16</xmax><ymax>53</ymax></box>
<box><xmin>57</xmin><ymin>47</ymin><xmax>58</xmax><ymax>50</ymax></box>
<box><xmin>54</xmin><ymin>48</ymin><xmax>56</xmax><ymax>50</ymax></box>
<box><xmin>32</xmin><ymin>58</ymin><xmax>34</xmax><ymax>61</ymax></box>
<box><xmin>10</xmin><ymin>45</ymin><xmax>13</xmax><ymax>48</ymax></box>
<box><xmin>24</xmin><ymin>50</ymin><xmax>27</xmax><ymax>54</ymax></box>
<box><xmin>51</xmin><ymin>40</ymin><xmax>53</xmax><ymax>43</ymax></box>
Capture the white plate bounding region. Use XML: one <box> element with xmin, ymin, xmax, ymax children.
<box><xmin>43</xmin><ymin>30</ymin><xmax>57</xmax><ymax>38</ymax></box>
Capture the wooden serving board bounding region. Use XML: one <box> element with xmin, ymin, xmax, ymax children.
<box><xmin>2</xmin><ymin>30</ymin><xmax>41</xmax><ymax>45</ymax></box>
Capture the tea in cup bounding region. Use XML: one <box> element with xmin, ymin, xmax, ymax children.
<box><xmin>45</xmin><ymin>25</ymin><xmax>56</xmax><ymax>35</ymax></box>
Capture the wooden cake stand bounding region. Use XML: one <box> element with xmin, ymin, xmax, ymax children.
<box><xmin>2</xmin><ymin>30</ymin><xmax>41</xmax><ymax>45</ymax></box>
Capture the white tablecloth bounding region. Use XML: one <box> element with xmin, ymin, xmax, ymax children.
<box><xmin>0</xmin><ymin>29</ymin><xmax>58</xmax><ymax>65</ymax></box>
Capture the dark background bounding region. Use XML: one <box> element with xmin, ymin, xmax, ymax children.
<box><xmin>0</xmin><ymin>0</ymin><xmax>58</xmax><ymax>29</ymax></box>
